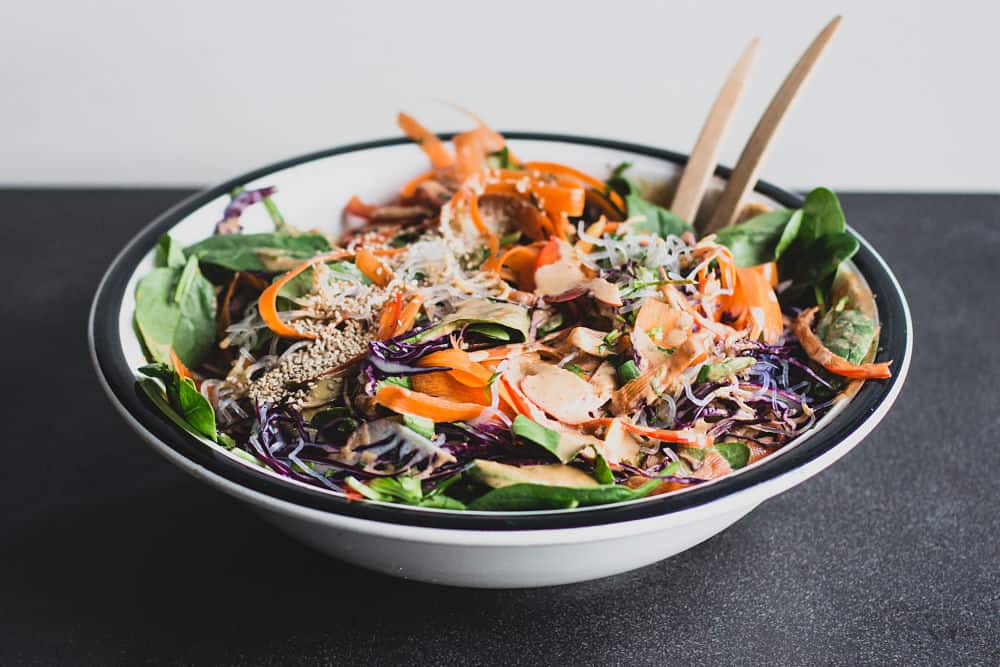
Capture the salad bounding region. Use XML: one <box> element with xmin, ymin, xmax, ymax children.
<box><xmin>134</xmin><ymin>113</ymin><xmax>892</xmax><ymax>511</ymax></box>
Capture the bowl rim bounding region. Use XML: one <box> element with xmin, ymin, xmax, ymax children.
<box><xmin>89</xmin><ymin>132</ymin><xmax>912</xmax><ymax>531</ymax></box>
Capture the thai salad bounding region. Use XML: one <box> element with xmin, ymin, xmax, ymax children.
<box><xmin>134</xmin><ymin>113</ymin><xmax>892</xmax><ymax>511</ymax></box>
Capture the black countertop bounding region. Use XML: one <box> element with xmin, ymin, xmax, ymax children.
<box><xmin>2</xmin><ymin>190</ymin><xmax>997</xmax><ymax>666</ymax></box>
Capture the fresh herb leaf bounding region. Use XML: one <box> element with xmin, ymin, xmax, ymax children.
<box><xmin>156</xmin><ymin>234</ymin><xmax>186</xmax><ymax>268</ymax></box>
<box><xmin>714</xmin><ymin>209</ymin><xmax>799</xmax><ymax>266</ymax></box>
<box><xmin>185</xmin><ymin>233</ymin><xmax>330</xmax><ymax>272</ymax></box>
<box><xmin>134</xmin><ymin>246</ymin><xmax>216</xmax><ymax>368</ymax></box>
<box><xmin>139</xmin><ymin>363</ymin><xmax>218</xmax><ymax>441</ymax></box>
<box><xmin>606</xmin><ymin>162</ymin><xmax>693</xmax><ymax>238</ymax></box>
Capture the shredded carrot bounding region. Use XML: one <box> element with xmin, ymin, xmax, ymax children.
<box><xmin>394</xmin><ymin>293</ymin><xmax>424</xmax><ymax>337</ymax></box>
<box><xmin>345</xmin><ymin>195</ymin><xmax>377</xmax><ymax>218</ymax></box>
<box><xmin>376</xmin><ymin>292</ymin><xmax>403</xmax><ymax>340</ymax></box>
<box><xmin>258</xmin><ymin>251</ymin><xmax>348</xmax><ymax>340</ymax></box>
<box><xmin>354</xmin><ymin>247</ymin><xmax>393</xmax><ymax>288</ymax></box>
<box><xmin>411</xmin><ymin>372</ymin><xmax>492</xmax><ymax>405</ymax></box>
<box><xmin>535</xmin><ymin>237</ymin><xmax>561</xmax><ymax>270</ymax></box>
<box><xmin>169</xmin><ymin>348</ymin><xmax>194</xmax><ymax>382</ymax></box>
<box><xmin>397</xmin><ymin>112</ymin><xmax>453</xmax><ymax>169</ymax></box>
<box><xmin>373</xmin><ymin>384</ymin><xmax>485</xmax><ymax>422</ymax></box>
<box><xmin>493</xmin><ymin>243</ymin><xmax>541</xmax><ymax>290</ymax></box>
<box><xmin>580</xmin><ymin>418</ymin><xmax>708</xmax><ymax>447</ymax></box>
<box><xmin>522</xmin><ymin>161</ymin><xmax>627</xmax><ymax>212</ymax></box>
<box><xmin>723</xmin><ymin>266</ymin><xmax>783</xmax><ymax>344</ymax></box>
<box><xmin>399</xmin><ymin>169</ymin><xmax>437</xmax><ymax>198</ymax></box>
<box><xmin>467</xmin><ymin>191</ymin><xmax>500</xmax><ymax>262</ymax></box>
<box><xmin>417</xmin><ymin>348</ymin><xmax>493</xmax><ymax>387</ymax></box>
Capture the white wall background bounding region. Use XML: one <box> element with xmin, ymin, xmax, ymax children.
<box><xmin>3</xmin><ymin>0</ymin><xmax>998</xmax><ymax>189</ymax></box>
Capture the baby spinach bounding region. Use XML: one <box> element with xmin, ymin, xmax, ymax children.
<box><xmin>138</xmin><ymin>363</ymin><xmax>218</xmax><ymax>442</ymax></box>
<box><xmin>407</xmin><ymin>299</ymin><xmax>530</xmax><ymax>343</ymax></box>
<box><xmin>606</xmin><ymin>162</ymin><xmax>693</xmax><ymax>238</ymax></box>
<box><xmin>713</xmin><ymin>187</ymin><xmax>860</xmax><ymax>307</ymax></box>
<box><xmin>156</xmin><ymin>234</ymin><xmax>186</xmax><ymax>268</ymax></box>
<box><xmin>135</xmin><ymin>237</ymin><xmax>217</xmax><ymax>368</ymax></box>
<box><xmin>468</xmin><ymin>479</ymin><xmax>660</xmax><ymax>511</ymax></box>
<box><xmin>816</xmin><ymin>306</ymin><xmax>877</xmax><ymax>364</ymax></box>
<box><xmin>185</xmin><ymin>232</ymin><xmax>330</xmax><ymax>272</ymax></box>
<box><xmin>714</xmin><ymin>209</ymin><xmax>802</xmax><ymax>266</ymax></box>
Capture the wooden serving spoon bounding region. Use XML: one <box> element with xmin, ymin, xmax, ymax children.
<box><xmin>670</xmin><ymin>37</ymin><xmax>760</xmax><ymax>225</ymax></box>
<box><xmin>702</xmin><ymin>15</ymin><xmax>843</xmax><ymax>235</ymax></box>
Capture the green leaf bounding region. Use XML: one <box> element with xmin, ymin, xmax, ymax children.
<box><xmin>715</xmin><ymin>209</ymin><xmax>796</xmax><ymax>267</ymax></box>
<box><xmin>156</xmin><ymin>234</ymin><xmax>186</xmax><ymax>268</ymax></box>
<box><xmin>134</xmin><ymin>255</ymin><xmax>216</xmax><ymax>368</ymax></box>
<box><xmin>714</xmin><ymin>442</ymin><xmax>750</xmax><ymax>470</ymax></box>
<box><xmin>511</xmin><ymin>415</ymin><xmax>588</xmax><ymax>464</ymax></box>
<box><xmin>468</xmin><ymin>479</ymin><xmax>660</xmax><ymax>511</ymax></box>
<box><xmin>605</xmin><ymin>163</ymin><xmax>693</xmax><ymax>238</ymax></box>
<box><xmin>184</xmin><ymin>233</ymin><xmax>330</xmax><ymax>272</ymax></box>
<box><xmin>593</xmin><ymin>454</ymin><xmax>615</xmax><ymax>485</ymax></box>
<box><xmin>816</xmin><ymin>307</ymin><xmax>876</xmax><ymax>364</ymax></box>
<box><xmin>138</xmin><ymin>364</ymin><xmax>218</xmax><ymax>441</ymax></box>
<box><xmin>379</xmin><ymin>376</ymin><xmax>412</xmax><ymax>390</ymax></box>
<box><xmin>799</xmin><ymin>187</ymin><xmax>846</xmax><ymax>241</ymax></box>
<box><xmin>628</xmin><ymin>197</ymin><xmax>693</xmax><ymax>239</ymax></box>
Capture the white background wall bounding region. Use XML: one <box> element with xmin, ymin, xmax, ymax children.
<box><xmin>4</xmin><ymin>0</ymin><xmax>998</xmax><ymax>189</ymax></box>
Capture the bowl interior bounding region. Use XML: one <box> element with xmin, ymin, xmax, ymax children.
<box><xmin>93</xmin><ymin>134</ymin><xmax>910</xmax><ymax>530</ymax></box>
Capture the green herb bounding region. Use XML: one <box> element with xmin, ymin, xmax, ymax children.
<box><xmin>714</xmin><ymin>442</ymin><xmax>750</xmax><ymax>469</ymax></box>
<box><xmin>617</xmin><ymin>360</ymin><xmax>641</xmax><ymax>384</ymax></box>
<box><xmin>714</xmin><ymin>209</ymin><xmax>802</xmax><ymax>266</ymax></box>
<box><xmin>602</xmin><ymin>328</ymin><xmax>623</xmax><ymax>350</ymax></box>
<box><xmin>138</xmin><ymin>363</ymin><xmax>218</xmax><ymax>441</ymax></box>
<box><xmin>467</xmin><ymin>479</ymin><xmax>660</xmax><ymax>511</ymax></box>
<box><xmin>714</xmin><ymin>188</ymin><xmax>859</xmax><ymax>307</ymax></box>
<box><xmin>486</xmin><ymin>146</ymin><xmax>517</xmax><ymax>170</ymax></box>
<box><xmin>156</xmin><ymin>234</ymin><xmax>186</xmax><ymax>268</ymax></box>
<box><xmin>593</xmin><ymin>454</ymin><xmax>615</xmax><ymax>485</ymax></box>
<box><xmin>564</xmin><ymin>363</ymin><xmax>587</xmax><ymax>378</ymax></box>
<box><xmin>815</xmin><ymin>307</ymin><xmax>877</xmax><ymax>364</ymax></box>
<box><xmin>135</xmin><ymin>239</ymin><xmax>216</xmax><ymax>368</ymax></box>
<box><xmin>184</xmin><ymin>233</ymin><xmax>330</xmax><ymax>272</ymax></box>
<box><xmin>606</xmin><ymin>162</ymin><xmax>693</xmax><ymax>238</ymax></box>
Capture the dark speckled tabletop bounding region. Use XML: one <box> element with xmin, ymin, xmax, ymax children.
<box><xmin>1</xmin><ymin>190</ymin><xmax>997</xmax><ymax>666</ymax></box>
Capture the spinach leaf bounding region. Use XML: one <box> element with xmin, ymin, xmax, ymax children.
<box><xmin>714</xmin><ymin>209</ymin><xmax>801</xmax><ymax>266</ymax></box>
<box><xmin>185</xmin><ymin>233</ymin><xmax>330</xmax><ymax>272</ymax></box>
<box><xmin>134</xmin><ymin>245</ymin><xmax>216</xmax><ymax>368</ymax></box>
<box><xmin>816</xmin><ymin>307</ymin><xmax>876</xmax><ymax>364</ymax></box>
<box><xmin>347</xmin><ymin>475</ymin><xmax>468</xmax><ymax>510</ymax></box>
<box><xmin>156</xmin><ymin>234</ymin><xmax>186</xmax><ymax>268</ymax></box>
<box><xmin>468</xmin><ymin>479</ymin><xmax>660</xmax><ymax>511</ymax></box>
<box><xmin>714</xmin><ymin>442</ymin><xmax>750</xmax><ymax>470</ymax></box>
<box><xmin>139</xmin><ymin>363</ymin><xmax>218</xmax><ymax>441</ymax></box>
<box><xmin>606</xmin><ymin>162</ymin><xmax>693</xmax><ymax>238</ymax></box>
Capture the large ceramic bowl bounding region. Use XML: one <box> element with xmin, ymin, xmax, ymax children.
<box><xmin>90</xmin><ymin>134</ymin><xmax>912</xmax><ymax>588</ymax></box>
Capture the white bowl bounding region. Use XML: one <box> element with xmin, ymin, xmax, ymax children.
<box><xmin>90</xmin><ymin>134</ymin><xmax>912</xmax><ymax>588</ymax></box>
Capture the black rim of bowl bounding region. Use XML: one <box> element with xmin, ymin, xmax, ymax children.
<box><xmin>90</xmin><ymin>132</ymin><xmax>910</xmax><ymax>531</ymax></box>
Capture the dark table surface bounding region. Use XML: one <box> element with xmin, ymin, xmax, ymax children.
<box><xmin>1</xmin><ymin>190</ymin><xmax>997</xmax><ymax>666</ymax></box>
